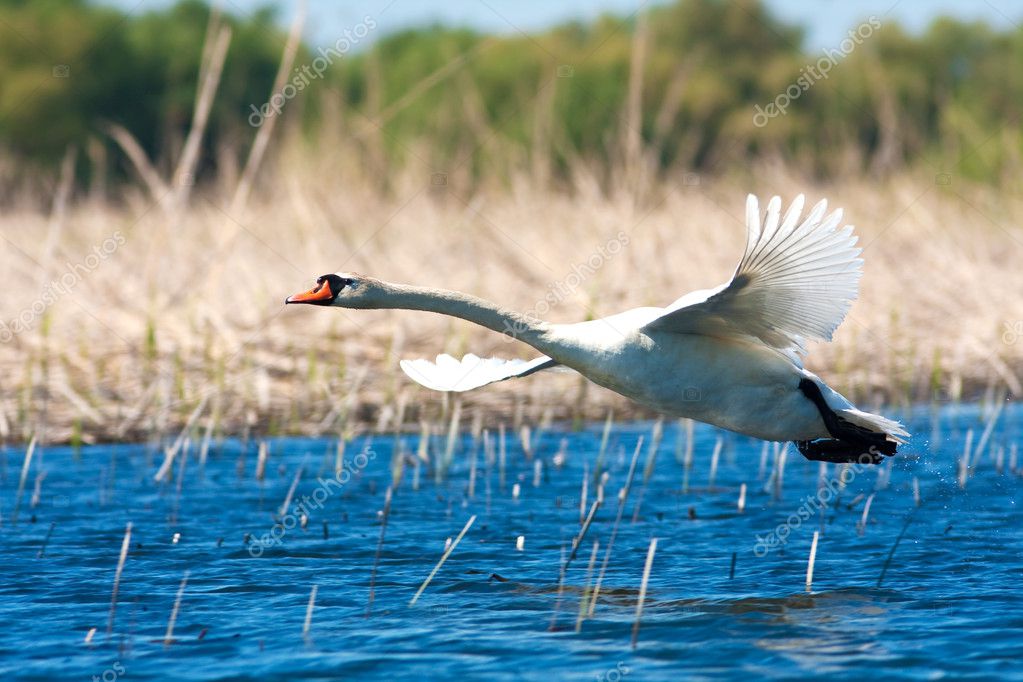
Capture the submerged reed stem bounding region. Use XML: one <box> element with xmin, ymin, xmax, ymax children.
<box><xmin>106</xmin><ymin>521</ymin><xmax>132</xmax><ymax>640</ymax></box>
<box><xmin>631</xmin><ymin>537</ymin><xmax>658</xmax><ymax>649</ymax></box>
<box><xmin>164</xmin><ymin>570</ymin><xmax>190</xmax><ymax>647</ymax></box>
<box><xmin>805</xmin><ymin>531</ymin><xmax>819</xmax><ymax>592</ymax></box>
<box><xmin>410</xmin><ymin>514</ymin><xmax>476</xmax><ymax>606</ymax></box>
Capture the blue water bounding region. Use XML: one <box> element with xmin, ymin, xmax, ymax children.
<box><xmin>2</xmin><ymin>404</ymin><xmax>1021</xmax><ymax>681</ymax></box>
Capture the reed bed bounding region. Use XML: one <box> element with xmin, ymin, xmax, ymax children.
<box><xmin>0</xmin><ymin>161</ymin><xmax>1021</xmax><ymax>445</ymax></box>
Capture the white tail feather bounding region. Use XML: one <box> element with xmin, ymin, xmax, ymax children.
<box><xmin>837</xmin><ymin>407</ymin><xmax>910</xmax><ymax>443</ymax></box>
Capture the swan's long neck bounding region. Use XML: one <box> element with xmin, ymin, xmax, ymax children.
<box><xmin>362</xmin><ymin>281</ymin><xmax>552</xmax><ymax>348</ymax></box>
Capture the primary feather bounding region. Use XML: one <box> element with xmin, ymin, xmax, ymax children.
<box><xmin>642</xmin><ymin>193</ymin><xmax>862</xmax><ymax>361</ymax></box>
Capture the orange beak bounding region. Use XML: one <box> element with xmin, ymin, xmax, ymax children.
<box><xmin>285</xmin><ymin>280</ymin><xmax>333</xmax><ymax>305</ymax></box>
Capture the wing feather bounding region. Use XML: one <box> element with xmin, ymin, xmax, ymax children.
<box><xmin>400</xmin><ymin>353</ymin><xmax>557</xmax><ymax>392</ymax></box>
<box><xmin>643</xmin><ymin>194</ymin><xmax>862</xmax><ymax>359</ymax></box>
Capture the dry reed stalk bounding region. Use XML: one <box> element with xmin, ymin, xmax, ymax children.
<box><xmin>229</xmin><ymin>0</ymin><xmax>306</xmax><ymax>216</ymax></box>
<box><xmin>439</xmin><ymin>400</ymin><xmax>462</xmax><ymax>483</ymax></box>
<box><xmin>757</xmin><ymin>441</ymin><xmax>769</xmax><ymax>480</ymax></box>
<box><xmin>11</xmin><ymin>436</ymin><xmax>37</xmax><ymax>524</ymax></box>
<box><xmin>172</xmin><ymin>439</ymin><xmax>188</xmax><ymax>523</ymax></box>
<box><xmin>549</xmin><ymin>544</ymin><xmax>569</xmax><ymax>632</ymax></box>
<box><xmin>589</xmin><ymin>438</ymin><xmax>643</xmax><ymax>617</ymax></box>
<box><xmin>641</xmin><ymin>419</ymin><xmax>663</xmax><ymax>483</ymax></box>
<box><xmin>104</xmin><ymin>123</ymin><xmax>170</xmax><ymax>201</ymax></box>
<box><xmin>483</xmin><ymin>429</ymin><xmax>494</xmax><ymax>469</ymax></box>
<box><xmin>631</xmin><ymin>537</ymin><xmax>658</xmax><ymax>649</ymax></box>
<box><xmin>579</xmin><ymin>465</ymin><xmax>588</xmax><ymax>525</ymax></box>
<box><xmin>303</xmin><ymin>584</ymin><xmax>318</xmax><ymax>638</ymax></box>
<box><xmin>336</xmin><ymin>436</ymin><xmax>347</xmax><ymax>477</ymax></box>
<box><xmin>972</xmin><ymin>396</ymin><xmax>1005</xmax><ymax>467</ymax></box>
<box><xmin>520</xmin><ymin>425</ymin><xmax>533</xmax><ymax>461</ymax></box>
<box><xmin>565</xmin><ymin>500</ymin><xmax>601</xmax><ymax>574</ymax></box>
<box><xmin>366</xmin><ymin>486</ymin><xmax>393</xmax><ymax>617</ymax></box>
<box><xmin>198</xmin><ymin>418</ymin><xmax>212</xmax><ymax>469</ymax></box>
<box><xmin>777</xmin><ymin>444</ymin><xmax>788</xmax><ymax>497</ymax></box>
<box><xmin>708</xmin><ymin>437</ymin><xmax>722</xmax><ymax>488</ymax></box>
<box><xmin>172</xmin><ymin>24</ymin><xmax>231</xmax><ymax>209</ymax></box>
<box><xmin>576</xmin><ymin>540</ymin><xmax>600</xmax><ymax>632</ymax></box>
<box><xmin>622</xmin><ymin>8</ymin><xmax>650</xmax><ymax>193</ymax></box>
<box><xmin>106</xmin><ymin>522</ymin><xmax>132</xmax><ymax>639</ymax></box>
<box><xmin>163</xmin><ymin>570</ymin><xmax>190</xmax><ymax>647</ymax></box>
<box><xmin>409</xmin><ymin>515</ymin><xmax>476</xmax><ymax>606</ymax></box>
<box><xmin>858</xmin><ymin>493</ymin><xmax>875</xmax><ymax>535</ymax></box>
<box><xmin>958</xmin><ymin>430</ymin><xmax>973</xmax><ymax>488</ymax></box>
<box><xmin>805</xmin><ymin>531</ymin><xmax>819</xmax><ymax>592</ymax></box>
<box><xmin>468</xmin><ymin>442</ymin><xmax>477</xmax><ymax>499</ymax></box>
<box><xmin>594</xmin><ymin>411</ymin><xmax>614</xmax><ymax>484</ymax></box>
<box><xmin>498</xmin><ymin>423</ymin><xmax>507</xmax><ymax>490</ymax></box>
<box><xmin>533</xmin><ymin>458</ymin><xmax>543</xmax><ymax>488</ymax></box>
<box><xmin>278</xmin><ymin>465</ymin><xmax>304</xmax><ymax>518</ymax></box>
<box><xmin>737</xmin><ymin>483</ymin><xmax>746</xmax><ymax>513</ymax></box>
<box><xmin>597</xmin><ymin>471</ymin><xmax>609</xmax><ymax>505</ymax></box>
<box><xmin>682</xmin><ymin>420</ymin><xmax>694</xmax><ymax>493</ymax></box>
<box><xmin>40</xmin><ymin>146</ymin><xmax>76</xmax><ymax>289</ymax></box>
<box><xmin>255</xmin><ymin>440</ymin><xmax>268</xmax><ymax>482</ymax></box>
<box><xmin>154</xmin><ymin>398</ymin><xmax>207</xmax><ymax>482</ymax></box>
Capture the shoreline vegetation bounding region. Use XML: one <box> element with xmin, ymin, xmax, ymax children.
<box><xmin>0</xmin><ymin>0</ymin><xmax>1021</xmax><ymax>444</ymax></box>
<box><xmin>1</xmin><ymin>168</ymin><xmax>1020</xmax><ymax>445</ymax></box>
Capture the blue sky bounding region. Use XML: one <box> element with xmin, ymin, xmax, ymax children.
<box><xmin>106</xmin><ymin>0</ymin><xmax>1023</xmax><ymax>50</ymax></box>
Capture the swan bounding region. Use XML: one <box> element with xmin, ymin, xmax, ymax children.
<box><xmin>286</xmin><ymin>194</ymin><xmax>909</xmax><ymax>464</ymax></box>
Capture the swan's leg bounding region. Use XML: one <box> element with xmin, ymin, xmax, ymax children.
<box><xmin>795</xmin><ymin>378</ymin><xmax>898</xmax><ymax>464</ymax></box>
<box><xmin>795</xmin><ymin>439</ymin><xmax>887</xmax><ymax>464</ymax></box>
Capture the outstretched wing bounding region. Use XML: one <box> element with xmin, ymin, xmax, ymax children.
<box><xmin>642</xmin><ymin>194</ymin><xmax>862</xmax><ymax>359</ymax></box>
<box><xmin>400</xmin><ymin>353</ymin><xmax>558</xmax><ymax>392</ymax></box>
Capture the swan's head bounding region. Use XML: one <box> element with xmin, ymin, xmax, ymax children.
<box><xmin>285</xmin><ymin>272</ymin><xmax>378</xmax><ymax>308</ymax></box>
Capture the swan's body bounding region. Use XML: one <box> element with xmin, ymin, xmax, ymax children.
<box><xmin>287</xmin><ymin>194</ymin><xmax>909</xmax><ymax>463</ymax></box>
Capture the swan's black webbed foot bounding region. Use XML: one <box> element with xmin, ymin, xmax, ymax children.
<box><xmin>795</xmin><ymin>438</ymin><xmax>893</xmax><ymax>464</ymax></box>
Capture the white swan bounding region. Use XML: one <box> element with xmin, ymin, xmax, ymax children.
<box><xmin>287</xmin><ymin>194</ymin><xmax>909</xmax><ymax>464</ymax></box>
